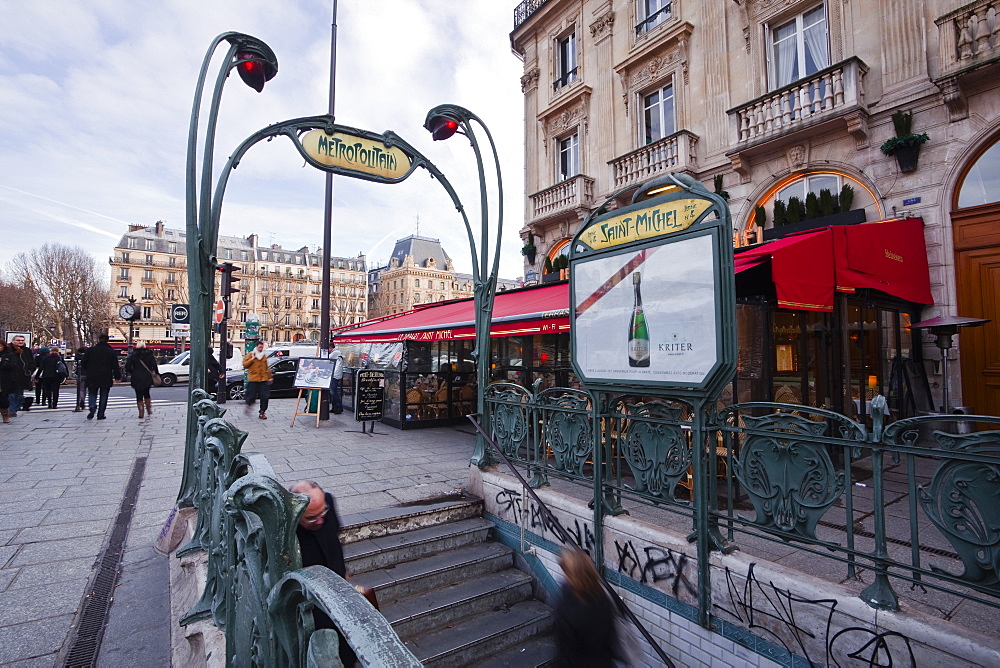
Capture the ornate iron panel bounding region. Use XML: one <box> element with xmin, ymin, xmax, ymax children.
<box><xmin>223</xmin><ymin>474</ymin><xmax>308</xmax><ymax>665</ymax></box>
<box><xmin>618</xmin><ymin>400</ymin><xmax>691</xmax><ymax>500</ymax></box>
<box><xmin>486</xmin><ymin>383</ymin><xmax>532</xmax><ymax>460</ymax></box>
<box><xmin>727</xmin><ymin>406</ymin><xmax>864</xmax><ymax>541</ymax></box>
<box><xmin>539</xmin><ymin>387</ymin><xmax>593</xmax><ymax>477</ymax></box>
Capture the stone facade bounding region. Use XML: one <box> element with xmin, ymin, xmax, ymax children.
<box><xmin>367</xmin><ymin>235</ymin><xmax>520</xmax><ymax>317</ymax></box>
<box><xmin>511</xmin><ymin>0</ymin><xmax>1000</xmax><ymax>413</ymax></box>
<box><xmin>109</xmin><ymin>221</ymin><xmax>367</xmax><ymax>348</ymax></box>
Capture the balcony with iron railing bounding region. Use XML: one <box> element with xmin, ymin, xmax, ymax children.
<box><xmin>513</xmin><ymin>0</ymin><xmax>549</xmax><ymax>31</ymax></box>
<box><xmin>728</xmin><ymin>57</ymin><xmax>868</xmax><ymax>149</ymax></box>
<box><xmin>528</xmin><ymin>174</ymin><xmax>595</xmax><ymax>224</ymax></box>
<box><xmin>109</xmin><ymin>256</ymin><xmax>187</xmax><ymax>269</ymax></box>
<box><xmin>610</xmin><ymin>130</ymin><xmax>698</xmax><ymax>191</ymax></box>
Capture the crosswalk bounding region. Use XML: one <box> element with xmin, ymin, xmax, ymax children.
<box><xmin>21</xmin><ymin>391</ymin><xmax>185</xmax><ymax>414</ymax></box>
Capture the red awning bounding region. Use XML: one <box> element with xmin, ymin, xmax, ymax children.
<box><xmin>733</xmin><ymin>217</ymin><xmax>933</xmax><ymax>311</ymax></box>
<box><xmin>336</xmin><ymin>218</ymin><xmax>934</xmax><ymax>341</ymax></box>
<box><xmin>335</xmin><ymin>282</ymin><xmax>569</xmax><ymax>342</ymax></box>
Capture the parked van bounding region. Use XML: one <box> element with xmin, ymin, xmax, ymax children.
<box><xmin>157</xmin><ymin>349</ymin><xmax>241</xmax><ymax>386</ymax></box>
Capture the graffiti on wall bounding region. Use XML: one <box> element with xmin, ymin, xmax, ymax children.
<box><xmin>614</xmin><ymin>539</ymin><xmax>697</xmax><ymax>599</ymax></box>
<box><xmin>715</xmin><ymin>562</ymin><xmax>916</xmax><ymax>667</ymax></box>
<box><xmin>494</xmin><ymin>487</ymin><xmax>596</xmax><ymax>552</ymax></box>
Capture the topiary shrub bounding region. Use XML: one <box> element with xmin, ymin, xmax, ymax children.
<box><xmin>805</xmin><ymin>192</ymin><xmax>820</xmax><ymax>220</ymax></box>
<box><xmin>773</xmin><ymin>199</ymin><xmax>787</xmax><ymax>227</ymax></box>
<box><xmin>786</xmin><ymin>196</ymin><xmax>804</xmax><ymax>224</ymax></box>
<box><xmin>840</xmin><ymin>183</ymin><xmax>855</xmax><ymax>212</ymax></box>
<box><xmin>818</xmin><ymin>188</ymin><xmax>836</xmax><ymax>217</ymax></box>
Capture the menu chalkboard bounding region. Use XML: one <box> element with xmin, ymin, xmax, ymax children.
<box><xmin>354</xmin><ymin>370</ymin><xmax>386</xmax><ymax>421</ymax></box>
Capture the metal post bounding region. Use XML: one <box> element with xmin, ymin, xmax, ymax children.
<box><xmin>318</xmin><ymin>0</ymin><xmax>338</xmax><ymax>422</ymax></box>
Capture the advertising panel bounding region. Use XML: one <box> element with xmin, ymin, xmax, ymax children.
<box><xmin>573</xmin><ymin>233</ymin><xmax>718</xmax><ymax>384</ymax></box>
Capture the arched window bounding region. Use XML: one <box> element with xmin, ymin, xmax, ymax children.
<box><xmin>748</xmin><ymin>172</ymin><xmax>881</xmax><ymax>232</ymax></box>
<box><xmin>957</xmin><ymin>138</ymin><xmax>1000</xmax><ymax>208</ymax></box>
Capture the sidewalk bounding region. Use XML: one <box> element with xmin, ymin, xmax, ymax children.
<box><xmin>0</xmin><ymin>391</ymin><xmax>477</xmax><ymax>666</ymax></box>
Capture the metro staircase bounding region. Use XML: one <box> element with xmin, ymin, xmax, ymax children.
<box><xmin>342</xmin><ymin>494</ymin><xmax>557</xmax><ymax>667</ymax></box>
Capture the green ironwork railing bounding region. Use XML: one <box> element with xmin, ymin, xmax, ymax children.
<box><xmin>483</xmin><ymin>384</ymin><xmax>1000</xmax><ymax>623</ymax></box>
<box><xmin>176</xmin><ymin>392</ymin><xmax>419</xmax><ymax>667</ymax></box>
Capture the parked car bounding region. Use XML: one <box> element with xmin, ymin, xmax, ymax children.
<box><xmin>154</xmin><ymin>349</ymin><xmax>242</xmax><ymax>387</ymax></box>
<box><xmin>225</xmin><ymin>357</ymin><xmax>300</xmax><ymax>401</ymax></box>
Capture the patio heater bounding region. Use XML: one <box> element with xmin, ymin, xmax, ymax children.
<box><xmin>911</xmin><ymin>314</ymin><xmax>989</xmax><ymax>413</ymax></box>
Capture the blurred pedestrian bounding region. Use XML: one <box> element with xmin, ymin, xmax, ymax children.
<box><xmin>74</xmin><ymin>346</ymin><xmax>88</xmax><ymax>410</ymax></box>
<box><xmin>124</xmin><ymin>341</ymin><xmax>159</xmax><ymax>419</ymax></box>
<box><xmin>553</xmin><ymin>549</ymin><xmax>617</xmax><ymax>668</ymax></box>
<box><xmin>242</xmin><ymin>342</ymin><xmax>272</xmax><ymax>420</ymax></box>
<box><xmin>82</xmin><ymin>334</ymin><xmax>120</xmax><ymax>420</ymax></box>
<box><xmin>1</xmin><ymin>334</ymin><xmax>36</xmax><ymax>417</ymax></box>
<box><xmin>0</xmin><ymin>340</ymin><xmax>12</xmax><ymax>423</ymax></box>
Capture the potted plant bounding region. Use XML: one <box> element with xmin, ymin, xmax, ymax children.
<box><xmin>880</xmin><ymin>110</ymin><xmax>929</xmax><ymax>173</ymax></box>
<box><xmin>713</xmin><ymin>174</ymin><xmax>730</xmax><ymax>200</ymax></box>
<box><xmin>542</xmin><ymin>255</ymin><xmax>557</xmax><ymax>282</ymax></box>
<box><xmin>521</xmin><ymin>231</ymin><xmax>537</xmax><ymax>264</ymax></box>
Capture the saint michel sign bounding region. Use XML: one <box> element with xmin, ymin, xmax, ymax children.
<box><xmin>569</xmin><ymin>174</ymin><xmax>737</xmax><ymax>398</ymax></box>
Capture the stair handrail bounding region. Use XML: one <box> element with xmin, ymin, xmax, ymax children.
<box><xmin>467</xmin><ymin>415</ymin><xmax>676</xmax><ymax>668</ymax></box>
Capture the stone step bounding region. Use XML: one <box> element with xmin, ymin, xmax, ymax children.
<box><xmin>385</xmin><ymin>569</ymin><xmax>535</xmax><ymax>639</ymax></box>
<box><xmin>404</xmin><ymin>600</ymin><xmax>554</xmax><ymax>667</ymax></box>
<box><xmin>349</xmin><ymin>541</ymin><xmax>514</xmax><ymax>602</ymax></box>
<box><xmin>341</xmin><ymin>493</ymin><xmax>483</xmax><ymax>545</ymax></box>
<box><xmin>477</xmin><ymin>635</ymin><xmax>559</xmax><ymax>668</ymax></box>
<box><xmin>344</xmin><ymin>517</ymin><xmax>494</xmax><ymax>575</ymax></box>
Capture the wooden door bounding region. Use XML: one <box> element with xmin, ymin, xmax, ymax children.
<box><xmin>952</xmin><ymin>205</ymin><xmax>1000</xmax><ymax>416</ymax></box>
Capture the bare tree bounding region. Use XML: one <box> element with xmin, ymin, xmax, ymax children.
<box><xmin>12</xmin><ymin>244</ymin><xmax>111</xmax><ymax>349</ymax></box>
<box><xmin>0</xmin><ymin>273</ymin><xmax>37</xmax><ymax>337</ymax></box>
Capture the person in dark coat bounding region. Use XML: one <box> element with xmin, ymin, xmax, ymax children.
<box><xmin>33</xmin><ymin>346</ymin><xmax>49</xmax><ymax>406</ymax></box>
<box><xmin>206</xmin><ymin>351</ymin><xmax>222</xmax><ymax>398</ymax></box>
<box><xmin>124</xmin><ymin>341</ymin><xmax>158</xmax><ymax>419</ymax></box>
<box><xmin>37</xmin><ymin>347</ymin><xmax>67</xmax><ymax>409</ymax></box>
<box><xmin>1</xmin><ymin>334</ymin><xmax>36</xmax><ymax>416</ymax></box>
<box><xmin>81</xmin><ymin>334</ymin><xmax>121</xmax><ymax>420</ymax></box>
<box><xmin>553</xmin><ymin>549</ymin><xmax>617</xmax><ymax>668</ymax></box>
<box><xmin>0</xmin><ymin>340</ymin><xmax>12</xmax><ymax>423</ymax></box>
<box><xmin>292</xmin><ymin>480</ymin><xmax>356</xmax><ymax>667</ymax></box>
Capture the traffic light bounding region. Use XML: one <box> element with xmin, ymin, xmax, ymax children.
<box><xmin>225</xmin><ymin>342</ymin><xmax>234</xmax><ymax>359</ymax></box>
<box><xmin>427</xmin><ymin>114</ymin><xmax>460</xmax><ymax>141</ymax></box>
<box><xmin>217</xmin><ymin>263</ymin><xmax>241</xmax><ymax>298</ymax></box>
<box><xmin>235</xmin><ymin>50</ymin><xmax>276</xmax><ymax>93</ymax></box>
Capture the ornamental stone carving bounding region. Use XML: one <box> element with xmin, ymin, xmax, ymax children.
<box><xmin>521</xmin><ymin>67</ymin><xmax>540</xmax><ymax>93</ymax></box>
<box><xmin>589</xmin><ymin>11</ymin><xmax>614</xmax><ymax>42</ymax></box>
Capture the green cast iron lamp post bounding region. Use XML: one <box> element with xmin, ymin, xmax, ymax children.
<box><xmin>179</xmin><ymin>33</ymin><xmax>277</xmax><ymax>508</ymax></box>
<box><xmin>424</xmin><ymin>104</ymin><xmax>504</xmax><ymax>468</ymax></box>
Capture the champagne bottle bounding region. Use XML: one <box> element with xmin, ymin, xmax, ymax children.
<box><xmin>628</xmin><ymin>271</ymin><xmax>650</xmax><ymax>367</ymax></box>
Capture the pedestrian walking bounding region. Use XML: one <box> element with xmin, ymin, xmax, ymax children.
<box><xmin>242</xmin><ymin>342</ymin><xmax>272</xmax><ymax>420</ymax></box>
<box><xmin>124</xmin><ymin>341</ymin><xmax>159</xmax><ymax>419</ymax></box>
<box><xmin>0</xmin><ymin>340</ymin><xmax>12</xmax><ymax>423</ymax></box>
<box><xmin>552</xmin><ymin>549</ymin><xmax>617</xmax><ymax>668</ymax></box>
<box><xmin>1</xmin><ymin>334</ymin><xmax>36</xmax><ymax>417</ymax></box>
<box><xmin>37</xmin><ymin>347</ymin><xmax>68</xmax><ymax>409</ymax></box>
<box><xmin>74</xmin><ymin>346</ymin><xmax>88</xmax><ymax>410</ymax></box>
<box><xmin>81</xmin><ymin>334</ymin><xmax>121</xmax><ymax>420</ymax></box>
<box><xmin>33</xmin><ymin>345</ymin><xmax>48</xmax><ymax>407</ymax></box>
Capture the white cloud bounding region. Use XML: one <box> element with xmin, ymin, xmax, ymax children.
<box><xmin>0</xmin><ymin>0</ymin><xmax>526</xmax><ymax>283</ymax></box>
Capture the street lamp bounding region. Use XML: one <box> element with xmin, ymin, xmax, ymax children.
<box><xmin>424</xmin><ymin>104</ymin><xmax>505</xmax><ymax>467</ymax></box>
<box><xmin>179</xmin><ymin>33</ymin><xmax>277</xmax><ymax>507</ymax></box>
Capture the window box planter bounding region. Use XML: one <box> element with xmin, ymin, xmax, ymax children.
<box><xmin>763</xmin><ymin>208</ymin><xmax>867</xmax><ymax>241</ymax></box>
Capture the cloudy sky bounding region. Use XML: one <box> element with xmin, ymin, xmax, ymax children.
<box><xmin>0</xmin><ymin>0</ymin><xmax>527</xmax><ymax>280</ymax></box>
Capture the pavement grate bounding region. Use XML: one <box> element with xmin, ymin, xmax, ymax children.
<box><xmin>62</xmin><ymin>456</ymin><xmax>147</xmax><ymax>668</ymax></box>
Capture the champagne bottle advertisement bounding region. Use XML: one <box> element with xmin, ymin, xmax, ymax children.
<box><xmin>573</xmin><ymin>234</ymin><xmax>718</xmax><ymax>384</ymax></box>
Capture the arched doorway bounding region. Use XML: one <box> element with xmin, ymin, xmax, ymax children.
<box><xmin>952</xmin><ymin>136</ymin><xmax>1000</xmax><ymax>415</ymax></box>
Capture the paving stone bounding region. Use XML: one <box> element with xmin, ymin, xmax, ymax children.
<box><xmin>0</xmin><ymin>615</ymin><xmax>75</xmax><ymax>664</ymax></box>
<box><xmin>7</xmin><ymin>558</ymin><xmax>95</xmax><ymax>591</ymax></box>
<box><xmin>7</xmin><ymin>535</ymin><xmax>106</xmax><ymax>568</ymax></box>
<box><xmin>8</xmin><ymin>519</ymin><xmax>110</xmax><ymax>545</ymax></box>
<box><xmin>0</xmin><ymin>581</ymin><xmax>86</xmax><ymax>626</ymax></box>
